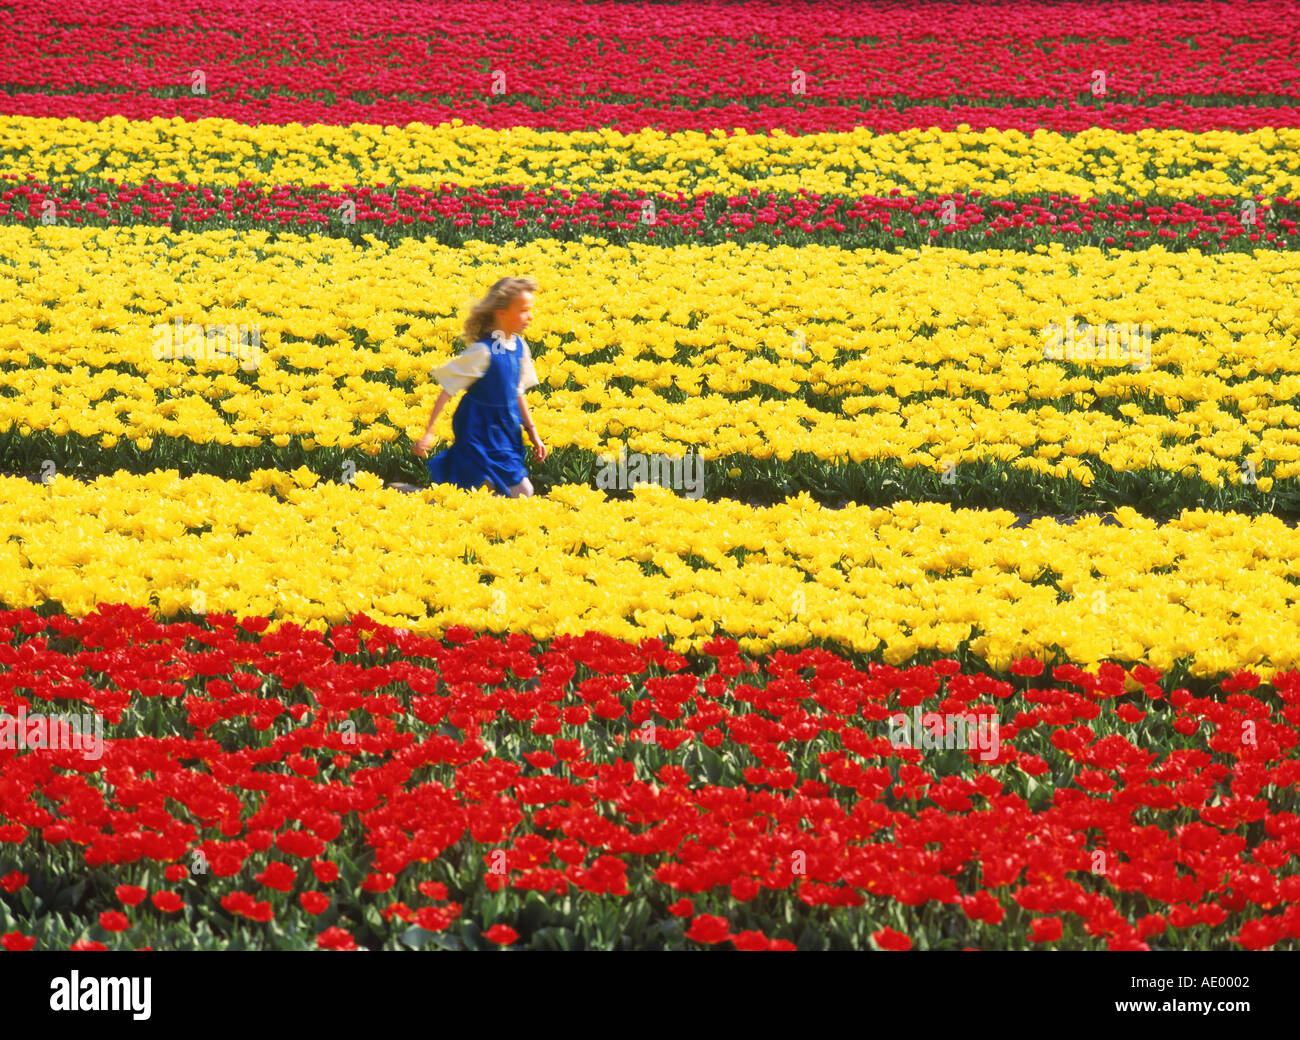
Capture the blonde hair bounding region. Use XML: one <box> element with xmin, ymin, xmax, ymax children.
<box><xmin>463</xmin><ymin>276</ymin><xmax>537</xmax><ymax>345</ymax></box>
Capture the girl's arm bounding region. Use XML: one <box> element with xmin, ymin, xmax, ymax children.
<box><xmin>414</xmin><ymin>389</ymin><xmax>452</xmax><ymax>455</ymax></box>
<box><xmin>518</xmin><ymin>393</ymin><xmax>546</xmax><ymax>459</ymax></box>
<box><xmin>415</xmin><ymin>343</ymin><xmax>489</xmax><ymax>455</ymax></box>
<box><xmin>424</xmin><ymin>390</ymin><xmax>452</xmax><ymax>437</ymax></box>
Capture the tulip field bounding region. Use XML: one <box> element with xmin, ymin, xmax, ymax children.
<box><xmin>1</xmin><ymin>0</ymin><xmax>1299</xmax><ymax>954</ymax></box>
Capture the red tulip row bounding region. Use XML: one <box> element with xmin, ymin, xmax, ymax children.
<box><xmin>1</xmin><ymin>603</ymin><xmax>1297</xmax><ymax>950</ymax></box>
<box><xmin>6</xmin><ymin>177</ymin><xmax>1294</xmax><ymax>250</ymax></box>
<box><xmin>1</xmin><ymin>1</ymin><xmax>1297</xmax><ymax>130</ymax></box>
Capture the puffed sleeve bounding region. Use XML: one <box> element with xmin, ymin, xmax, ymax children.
<box><xmin>431</xmin><ymin>342</ymin><xmax>490</xmax><ymax>394</ymax></box>
<box><xmin>518</xmin><ymin>336</ymin><xmax>540</xmax><ymax>393</ymax></box>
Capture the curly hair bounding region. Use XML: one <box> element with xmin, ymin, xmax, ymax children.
<box><xmin>463</xmin><ymin>276</ymin><xmax>538</xmax><ymax>345</ymax></box>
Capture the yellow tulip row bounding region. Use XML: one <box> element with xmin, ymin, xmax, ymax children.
<box><xmin>3</xmin><ymin>227</ymin><xmax>1297</xmax><ymax>484</ymax></box>
<box><xmin>4</xmin><ymin>116</ymin><xmax>1299</xmax><ymax>198</ymax></box>
<box><xmin>1</xmin><ymin>473</ymin><xmax>1296</xmax><ymax>679</ymax></box>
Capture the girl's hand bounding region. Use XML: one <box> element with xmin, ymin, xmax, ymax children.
<box><xmin>530</xmin><ymin>438</ymin><xmax>547</xmax><ymax>462</ymax></box>
<box><xmin>414</xmin><ymin>434</ymin><xmax>436</xmax><ymax>457</ymax></box>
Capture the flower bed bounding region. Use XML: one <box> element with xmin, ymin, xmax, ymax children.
<box><xmin>1</xmin><ymin>606</ymin><xmax>1297</xmax><ymax>950</ymax></box>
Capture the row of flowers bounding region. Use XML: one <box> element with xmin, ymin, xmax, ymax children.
<box><xmin>9</xmin><ymin>1</ymin><xmax>1299</xmax><ymax>102</ymax></box>
<box><xmin>3</xmin><ymin>429</ymin><xmax>1289</xmax><ymax>526</ymax></box>
<box><xmin>6</xmin><ymin>178</ymin><xmax>1295</xmax><ymax>251</ymax></box>
<box><xmin>1</xmin><ymin>604</ymin><xmax>1297</xmax><ymax>950</ymax></box>
<box><xmin>6</xmin><ymin>119</ymin><xmax>1299</xmax><ymax>201</ymax></box>
<box><xmin>2</xmin><ymin>229</ymin><xmax>1297</xmax><ymax>495</ymax></box>
<box><xmin>0</xmin><ymin>474</ymin><xmax>1297</xmax><ymax>677</ymax></box>
<box><xmin>7</xmin><ymin>97</ymin><xmax>1298</xmax><ymax>134</ymax></box>
<box><xmin>2</xmin><ymin>2</ymin><xmax>1297</xmax><ymax>131</ymax></box>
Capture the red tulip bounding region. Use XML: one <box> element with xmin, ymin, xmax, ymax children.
<box><xmin>872</xmin><ymin>927</ymin><xmax>912</xmax><ymax>951</ymax></box>
<box><xmin>150</xmin><ymin>891</ymin><xmax>184</xmax><ymax>913</ymax></box>
<box><xmin>316</xmin><ymin>927</ymin><xmax>359</xmax><ymax>951</ymax></box>
<box><xmin>685</xmin><ymin>914</ymin><xmax>731</xmax><ymax>944</ymax></box>
<box><xmin>99</xmin><ymin>911</ymin><xmax>130</xmax><ymax>933</ymax></box>
<box><xmin>299</xmin><ymin>892</ymin><xmax>330</xmax><ymax>915</ymax></box>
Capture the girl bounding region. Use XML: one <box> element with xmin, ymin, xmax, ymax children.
<box><xmin>414</xmin><ymin>276</ymin><xmax>547</xmax><ymax>497</ymax></box>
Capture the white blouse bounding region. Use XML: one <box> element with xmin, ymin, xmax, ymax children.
<box><xmin>432</xmin><ymin>335</ymin><xmax>540</xmax><ymax>395</ymax></box>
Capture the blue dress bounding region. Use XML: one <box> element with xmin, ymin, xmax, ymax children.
<box><xmin>426</xmin><ymin>334</ymin><xmax>529</xmax><ymax>494</ymax></box>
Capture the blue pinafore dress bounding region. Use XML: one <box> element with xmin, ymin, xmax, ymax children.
<box><xmin>426</xmin><ymin>335</ymin><xmax>529</xmax><ymax>495</ymax></box>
